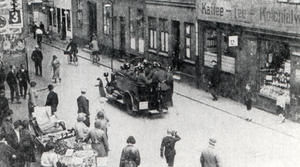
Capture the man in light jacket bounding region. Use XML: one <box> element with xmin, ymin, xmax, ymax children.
<box><xmin>200</xmin><ymin>138</ymin><xmax>221</xmax><ymax>167</ymax></box>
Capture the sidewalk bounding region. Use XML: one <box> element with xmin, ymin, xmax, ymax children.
<box><xmin>42</xmin><ymin>36</ymin><xmax>300</xmax><ymax>140</ymax></box>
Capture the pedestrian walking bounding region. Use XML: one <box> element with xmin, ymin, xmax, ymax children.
<box><xmin>200</xmin><ymin>138</ymin><xmax>221</xmax><ymax>167</ymax></box>
<box><xmin>160</xmin><ymin>129</ymin><xmax>181</xmax><ymax>167</ymax></box>
<box><xmin>39</xmin><ymin>22</ymin><xmax>45</xmax><ymax>34</ymax></box>
<box><xmin>208</xmin><ymin>60</ymin><xmax>220</xmax><ymax>101</ymax></box>
<box><xmin>96</xmin><ymin>77</ymin><xmax>106</xmax><ymax>98</ymax></box>
<box><xmin>95</xmin><ymin>109</ymin><xmax>109</xmax><ymax>138</ymax></box>
<box><xmin>16</xmin><ymin>64</ymin><xmax>30</xmax><ymax>99</ymax></box>
<box><xmin>166</xmin><ymin>66</ymin><xmax>174</xmax><ymax>107</ymax></box>
<box><xmin>0</xmin><ymin>132</ymin><xmax>17</xmax><ymax>167</ymax></box>
<box><xmin>31</xmin><ymin>45</ymin><xmax>43</xmax><ymax>76</ymax></box>
<box><xmin>120</xmin><ymin>136</ymin><xmax>141</xmax><ymax>167</ymax></box>
<box><xmin>0</xmin><ymin>89</ymin><xmax>9</xmax><ymax>125</ymax></box>
<box><xmin>85</xmin><ymin>121</ymin><xmax>109</xmax><ymax>157</ymax></box>
<box><xmin>45</xmin><ymin>84</ymin><xmax>59</xmax><ymax>115</ymax></box>
<box><xmin>244</xmin><ymin>83</ymin><xmax>253</xmax><ymax>122</ymax></box>
<box><xmin>20</xmin><ymin>120</ymin><xmax>36</xmax><ymax>167</ymax></box>
<box><xmin>0</xmin><ymin>67</ymin><xmax>6</xmax><ymax>90</ymax></box>
<box><xmin>32</xmin><ymin>22</ymin><xmax>37</xmax><ymax>39</ymax></box>
<box><xmin>74</xmin><ymin>113</ymin><xmax>89</xmax><ymax>142</ymax></box>
<box><xmin>77</xmin><ymin>88</ymin><xmax>90</xmax><ymax>127</ymax></box>
<box><xmin>28</xmin><ymin>81</ymin><xmax>38</xmax><ymax>118</ymax></box>
<box><xmin>6</xmin><ymin>65</ymin><xmax>21</xmax><ymax>104</ymax></box>
<box><xmin>36</xmin><ymin>27</ymin><xmax>43</xmax><ymax>48</ymax></box>
<box><xmin>51</xmin><ymin>55</ymin><xmax>61</xmax><ymax>83</ymax></box>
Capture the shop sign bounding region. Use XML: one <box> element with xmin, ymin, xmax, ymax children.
<box><xmin>0</xmin><ymin>0</ymin><xmax>23</xmax><ymax>34</ymax></box>
<box><xmin>228</xmin><ymin>36</ymin><xmax>238</xmax><ymax>47</ymax></box>
<box><xmin>197</xmin><ymin>0</ymin><xmax>300</xmax><ymax>34</ymax></box>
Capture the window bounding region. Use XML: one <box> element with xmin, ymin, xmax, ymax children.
<box><xmin>67</xmin><ymin>10</ymin><xmax>71</xmax><ymax>31</ymax></box>
<box><xmin>204</xmin><ymin>28</ymin><xmax>217</xmax><ymax>67</ymax></box>
<box><xmin>53</xmin><ymin>8</ymin><xmax>56</xmax><ymax>27</ymax></box>
<box><xmin>48</xmin><ymin>8</ymin><xmax>52</xmax><ymax>26</ymax></box>
<box><xmin>221</xmin><ymin>31</ymin><xmax>235</xmax><ymax>74</ymax></box>
<box><xmin>148</xmin><ymin>17</ymin><xmax>157</xmax><ymax>50</ymax></box>
<box><xmin>137</xmin><ymin>9</ymin><xmax>144</xmax><ymax>53</ymax></box>
<box><xmin>159</xmin><ymin>19</ymin><xmax>168</xmax><ymax>53</ymax></box>
<box><xmin>129</xmin><ymin>8</ymin><xmax>136</xmax><ymax>50</ymax></box>
<box><xmin>103</xmin><ymin>4</ymin><xmax>111</xmax><ymax>35</ymax></box>
<box><xmin>185</xmin><ymin>24</ymin><xmax>192</xmax><ymax>59</ymax></box>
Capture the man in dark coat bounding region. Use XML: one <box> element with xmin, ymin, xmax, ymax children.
<box><xmin>0</xmin><ymin>89</ymin><xmax>9</xmax><ymax>125</ymax></box>
<box><xmin>160</xmin><ymin>129</ymin><xmax>181</xmax><ymax>167</ymax></box>
<box><xmin>39</xmin><ymin>22</ymin><xmax>45</xmax><ymax>34</ymax></box>
<box><xmin>200</xmin><ymin>138</ymin><xmax>221</xmax><ymax>167</ymax></box>
<box><xmin>0</xmin><ymin>131</ymin><xmax>17</xmax><ymax>167</ymax></box>
<box><xmin>45</xmin><ymin>84</ymin><xmax>58</xmax><ymax>115</ymax></box>
<box><xmin>77</xmin><ymin>89</ymin><xmax>90</xmax><ymax>127</ymax></box>
<box><xmin>0</xmin><ymin>67</ymin><xmax>6</xmax><ymax>90</ymax></box>
<box><xmin>16</xmin><ymin>64</ymin><xmax>30</xmax><ymax>99</ymax></box>
<box><xmin>31</xmin><ymin>45</ymin><xmax>43</xmax><ymax>76</ymax></box>
<box><xmin>6</xmin><ymin>65</ymin><xmax>21</xmax><ymax>104</ymax></box>
<box><xmin>66</xmin><ymin>38</ymin><xmax>78</xmax><ymax>62</ymax></box>
<box><xmin>208</xmin><ymin>60</ymin><xmax>220</xmax><ymax>101</ymax></box>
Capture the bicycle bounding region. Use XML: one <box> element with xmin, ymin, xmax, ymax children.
<box><xmin>91</xmin><ymin>51</ymin><xmax>100</xmax><ymax>65</ymax></box>
<box><xmin>64</xmin><ymin>50</ymin><xmax>78</xmax><ymax>66</ymax></box>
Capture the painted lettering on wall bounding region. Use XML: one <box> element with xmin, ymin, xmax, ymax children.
<box><xmin>260</xmin><ymin>7</ymin><xmax>300</xmax><ymax>24</ymax></box>
<box><xmin>201</xmin><ymin>3</ymin><xmax>224</xmax><ymax>16</ymax></box>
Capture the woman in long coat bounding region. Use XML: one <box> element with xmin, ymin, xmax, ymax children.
<box><xmin>120</xmin><ymin>136</ymin><xmax>141</xmax><ymax>167</ymax></box>
<box><xmin>51</xmin><ymin>55</ymin><xmax>61</xmax><ymax>83</ymax></box>
<box><xmin>85</xmin><ymin>121</ymin><xmax>109</xmax><ymax>157</ymax></box>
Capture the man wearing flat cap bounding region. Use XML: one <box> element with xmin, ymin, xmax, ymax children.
<box><xmin>31</xmin><ymin>45</ymin><xmax>43</xmax><ymax>76</ymax></box>
<box><xmin>208</xmin><ymin>60</ymin><xmax>220</xmax><ymax>101</ymax></box>
<box><xmin>77</xmin><ymin>88</ymin><xmax>90</xmax><ymax>127</ymax></box>
<box><xmin>200</xmin><ymin>138</ymin><xmax>221</xmax><ymax>167</ymax></box>
<box><xmin>45</xmin><ymin>84</ymin><xmax>58</xmax><ymax>115</ymax></box>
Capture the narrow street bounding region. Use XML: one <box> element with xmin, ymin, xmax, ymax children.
<box><xmin>15</xmin><ymin>38</ymin><xmax>300</xmax><ymax>167</ymax></box>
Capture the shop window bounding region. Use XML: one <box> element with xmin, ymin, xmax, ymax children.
<box><xmin>67</xmin><ymin>10</ymin><xmax>71</xmax><ymax>31</ymax></box>
<box><xmin>259</xmin><ymin>40</ymin><xmax>290</xmax><ymax>103</ymax></box>
<box><xmin>129</xmin><ymin>8</ymin><xmax>136</xmax><ymax>50</ymax></box>
<box><xmin>148</xmin><ymin>17</ymin><xmax>157</xmax><ymax>50</ymax></box>
<box><xmin>159</xmin><ymin>19</ymin><xmax>168</xmax><ymax>53</ymax></box>
<box><xmin>204</xmin><ymin>28</ymin><xmax>217</xmax><ymax>67</ymax></box>
<box><xmin>103</xmin><ymin>4</ymin><xmax>111</xmax><ymax>35</ymax></box>
<box><xmin>185</xmin><ymin>23</ymin><xmax>192</xmax><ymax>59</ymax></box>
<box><xmin>137</xmin><ymin>9</ymin><xmax>144</xmax><ymax>53</ymax></box>
<box><xmin>221</xmin><ymin>32</ymin><xmax>236</xmax><ymax>74</ymax></box>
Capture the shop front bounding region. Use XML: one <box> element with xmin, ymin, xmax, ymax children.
<box><xmin>196</xmin><ymin>0</ymin><xmax>300</xmax><ymax>120</ymax></box>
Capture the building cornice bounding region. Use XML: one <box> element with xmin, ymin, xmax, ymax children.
<box><xmin>146</xmin><ymin>0</ymin><xmax>196</xmax><ymax>9</ymax></box>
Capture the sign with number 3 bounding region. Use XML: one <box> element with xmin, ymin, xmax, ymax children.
<box><xmin>9</xmin><ymin>10</ymin><xmax>21</xmax><ymax>24</ymax></box>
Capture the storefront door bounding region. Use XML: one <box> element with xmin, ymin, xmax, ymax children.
<box><xmin>57</xmin><ymin>8</ymin><xmax>61</xmax><ymax>33</ymax></box>
<box><xmin>290</xmin><ymin>52</ymin><xmax>300</xmax><ymax>120</ymax></box>
<box><xmin>88</xmin><ymin>2</ymin><xmax>97</xmax><ymax>39</ymax></box>
<box><xmin>120</xmin><ymin>17</ymin><xmax>126</xmax><ymax>54</ymax></box>
<box><xmin>171</xmin><ymin>20</ymin><xmax>180</xmax><ymax>70</ymax></box>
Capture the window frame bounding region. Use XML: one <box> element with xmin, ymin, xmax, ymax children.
<box><xmin>185</xmin><ymin>23</ymin><xmax>192</xmax><ymax>59</ymax></box>
<box><xmin>159</xmin><ymin>19</ymin><xmax>168</xmax><ymax>53</ymax></box>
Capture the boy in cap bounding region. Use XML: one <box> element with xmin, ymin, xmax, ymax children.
<box><xmin>45</xmin><ymin>84</ymin><xmax>58</xmax><ymax>115</ymax></box>
<box><xmin>200</xmin><ymin>138</ymin><xmax>221</xmax><ymax>167</ymax></box>
<box><xmin>77</xmin><ymin>88</ymin><xmax>90</xmax><ymax>127</ymax></box>
<box><xmin>31</xmin><ymin>45</ymin><xmax>43</xmax><ymax>76</ymax></box>
<box><xmin>208</xmin><ymin>60</ymin><xmax>220</xmax><ymax>101</ymax></box>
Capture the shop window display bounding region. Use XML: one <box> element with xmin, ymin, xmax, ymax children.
<box><xmin>259</xmin><ymin>40</ymin><xmax>290</xmax><ymax>105</ymax></box>
<box><xmin>204</xmin><ymin>29</ymin><xmax>217</xmax><ymax>67</ymax></box>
